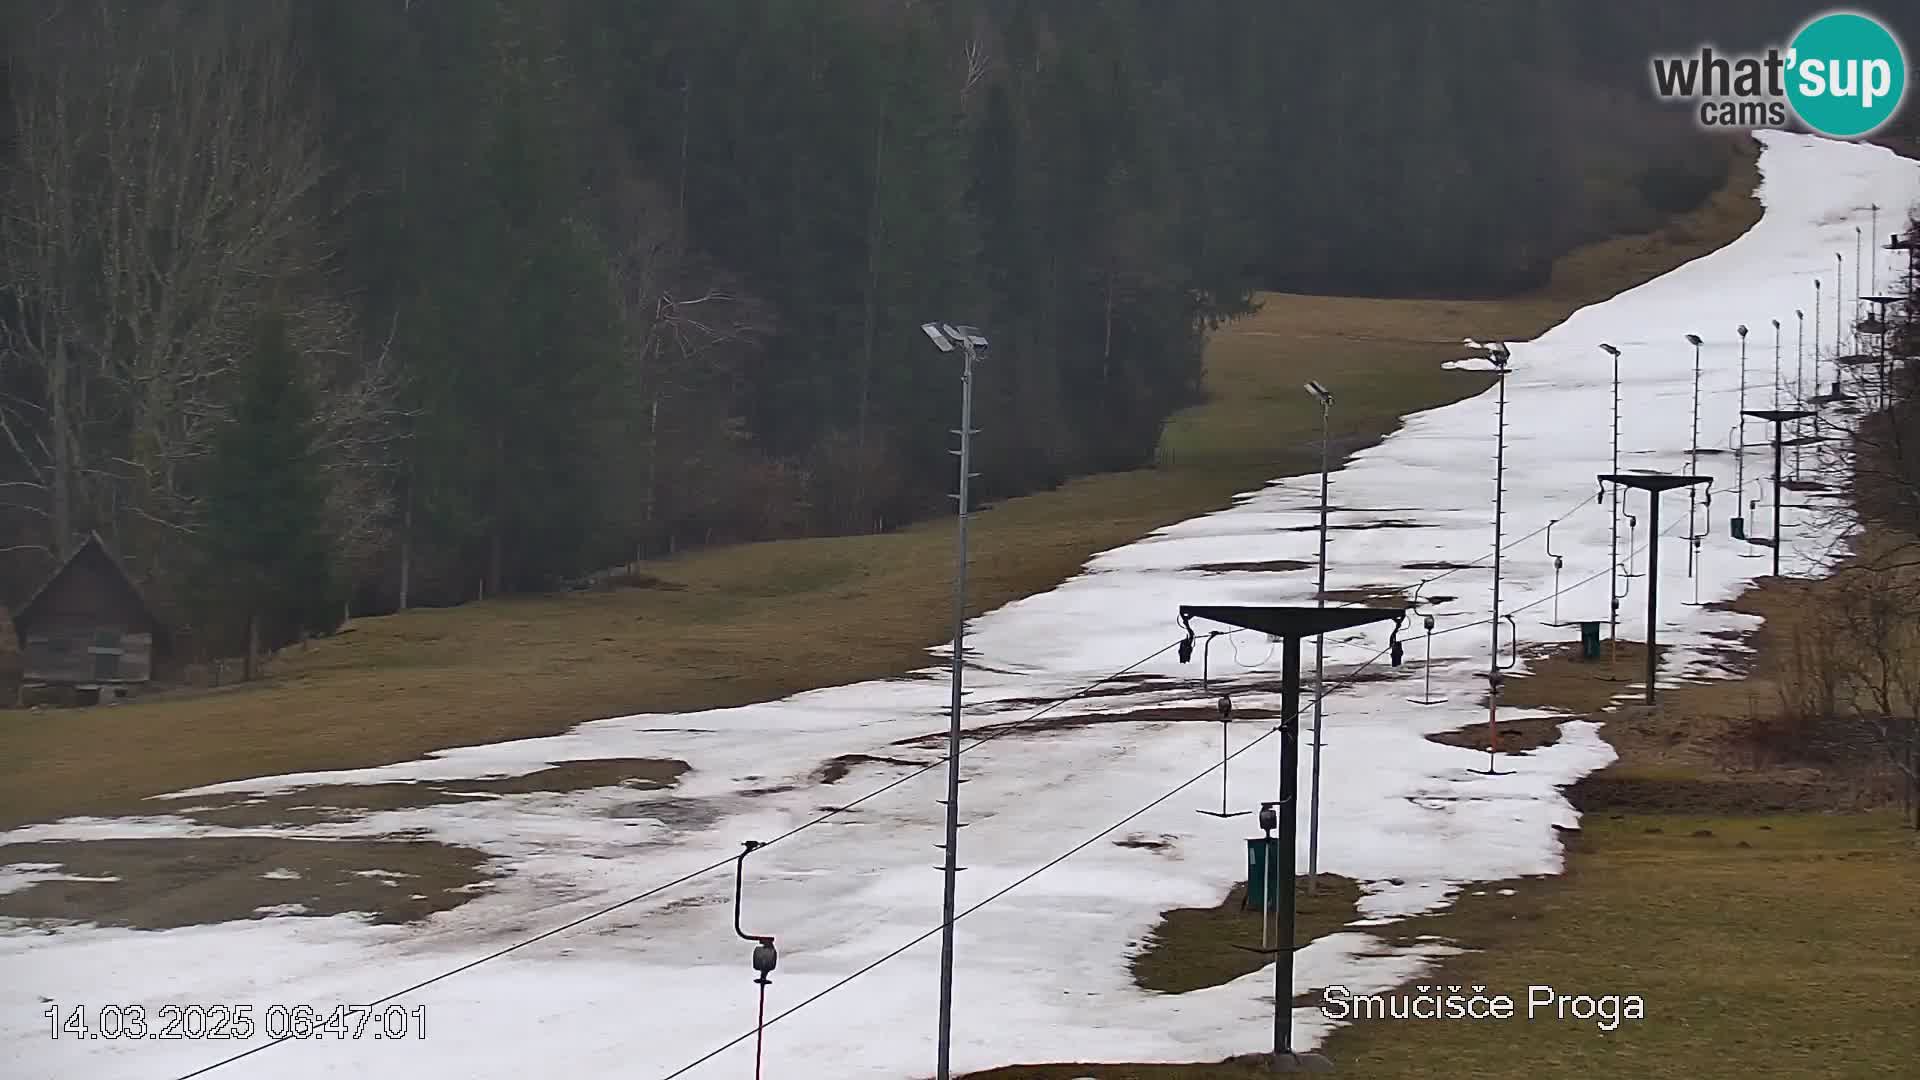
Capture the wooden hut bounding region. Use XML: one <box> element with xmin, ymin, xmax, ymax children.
<box><xmin>10</xmin><ymin>533</ymin><xmax>166</xmax><ymax>704</ymax></box>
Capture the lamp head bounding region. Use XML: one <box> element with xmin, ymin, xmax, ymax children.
<box><xmin>1737</xmin><ymin>324</ymin><xmax>1748</xmax><ymax>338</ymax></box>
<box><xmin>1303</xmin><ymin>380</ymin><xmax>1333</xmax><ymax>405</ymax></box>
<box><xmin>1685</xmin><ymin>334</ymin><xmax>1703</xmax><ymax>347</ymax></box>
<box><xmin>920</xmin><ymin>323</ymin><xmax>955</xmax><ymax>352</ymax></box>
<box><xmin>1599</xmin><ymin>343</ymin><xmax>1620</xmax><ymax>358</ymax></box>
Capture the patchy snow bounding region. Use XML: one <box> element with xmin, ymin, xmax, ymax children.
<box><xmin>0</xmin><ymin>865</ymin><xmax>120</xmax><ymax>897</ymax></box>
<box><xmin>3</xmin><ymin>133</ymin><xmax>1915</xmax><ymax>1080</ymax></box>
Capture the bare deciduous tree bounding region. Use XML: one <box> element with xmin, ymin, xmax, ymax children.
<box><xmin>2</xmin><ymin>0</ymin><xmax>402</xmax><ymax>597</ymax></box>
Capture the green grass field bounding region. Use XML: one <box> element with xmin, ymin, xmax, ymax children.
<box><xmin>971</xmin><ymin>813</ymin><xmax>1919</xmax><ymax>1080</ymax></box>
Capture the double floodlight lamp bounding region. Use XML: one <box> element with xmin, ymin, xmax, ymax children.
<box><xmin>1303</xmin><ymin>380</ymin><xmax>1333</xmax><ymax>406</ymax></box>
<box><xmin>920</xmin><ymin>322</ymin><xmax>989</xmax><ymax>353</ymax></box>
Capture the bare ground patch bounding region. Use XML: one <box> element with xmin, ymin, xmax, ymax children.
<box><xmin>1280</xmin><ymin>519</ymin><xmax>1433</xmax><ymax>533</ymax></box>
<box><xmin>812</xmin><ymin>753</ymin><xmax>926</xmax><ymax>785</ymax></box>
<box><xmin>1129</xmin><ymin>876</ymin><xmax>1363</xmax><ymax>995</ymax></box>
<box><xmin>1189</xmin><ymin>560</ymin><xmax>1314</xmax><ymax>573</ymax></box>
<box><xmin>1315</xmin><ymin>586</ymin><xmax>1411</xmax><ymax>608</ymax></box>
<box><xmin>1426</xmin><ymin>715</ymin><xmax>1564</xmax><ymax>754</ymax></box>
<box><xmin>0</xmin><ymin>837</ymin><xmax>496</xmax><ymax>929</ymax></box>
<box><xmin>1112</xmin><ymin>832</ymin><xmax>1179</xmax><ymax>852</ymax></box>
<box><xmin>985</xmin><ymin>674</ymin><xmax>1171</xmax><ymax>711</ymax></box>
<box><xmin>1494</xmin><ymin>640</ymin><xmax>1670</xmax><ymax>715</ymax></box>
<box><xmin>892</xmin><ymin>705</ymin><xmax>1285</xmax><ymax>748</ymax></box>
<box><xmin>169</xmin><ymin>757</ymin><xmax>689</xmax><ymax>828</ymax></box>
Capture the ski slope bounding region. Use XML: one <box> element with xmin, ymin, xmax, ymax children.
<box><xmin>5</xmin><ymin>132</ymin><xmax>1917</xmax><ymax>1080</ymax></box>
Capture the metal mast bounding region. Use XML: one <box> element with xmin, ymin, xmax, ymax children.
<box><xmin>922</xmin><ymin>321</ymin><xmax>987</xmax><ymax>1080</ymax></box>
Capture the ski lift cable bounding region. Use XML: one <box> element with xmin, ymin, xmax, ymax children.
<box><xmin>657</xmin><ymin>506</ymin><xmax>1742</xmax><ymax>1079</ymax></box>
<box><xmin>170</xmin><ymin>477</ymin><xmax>1731</xmax><ymax>1080</ymax></box>
<box><xmin>166</xmin><ymin>634</ymin><xmax>1192</xmax><ymax>1080</ymax></box>
<box><xmin>656</xmin><ymin>635</ymin><xmax>1408</xmax><ymax>1080</ymax></box>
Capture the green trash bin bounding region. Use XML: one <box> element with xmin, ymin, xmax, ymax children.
<box><xmin>1245</xmin><ymin>837</ymin><xmax>1279</xmax><ymax>908</ymax></box>
<box><xmin>1579</xmin><ymin>620</ymin><xmax>1603</xmax><ymax>660</ymax></box>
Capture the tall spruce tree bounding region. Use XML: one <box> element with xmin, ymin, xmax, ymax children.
<box><xmin>197</xmin><ymin>314</ymin><xmax>337</xmax><ymax>678</ymax></box>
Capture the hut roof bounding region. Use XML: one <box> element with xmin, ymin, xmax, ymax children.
<box><xmin>11</xmin><ymin>532</ymin><xmax>163</xmax><ymax>636</ymax></box>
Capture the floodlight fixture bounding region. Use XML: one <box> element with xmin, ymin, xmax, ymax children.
<box><xmin>921</xmin><ymin>323</ymin><xmax>955</xmax><ymax>352</ymax></box>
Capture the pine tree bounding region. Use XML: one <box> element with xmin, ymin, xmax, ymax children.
<box><xmin>197</xmin><ymin>313</ymin><xmax>338</xmax><ymax>678</ymax></box>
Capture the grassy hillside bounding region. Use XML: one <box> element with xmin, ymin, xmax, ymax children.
<box><xmin>0</xmin><ymin>143</ymin><xmax>1763</xmax><ymax>830</ymax></box>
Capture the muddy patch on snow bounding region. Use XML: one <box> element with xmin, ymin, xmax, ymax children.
<box><xmin>169</xmin><ymin>758</ymin><xmax>690</xmax><ymax>828</ymax></box>
<box><xmin>0</xmin><ymin>837</ymin><xmax>495</xmax><ymax>929</ymax></box>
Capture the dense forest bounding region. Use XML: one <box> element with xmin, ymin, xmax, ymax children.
<box><xmin>1</xmin><ymin>0</ymin><xmax>1914</xmax><ymax>664</ymax></box>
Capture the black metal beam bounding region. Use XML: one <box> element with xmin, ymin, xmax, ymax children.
<box><xmin>1599</xmin><ymin>473</ymin><xmax>1708</xmax><ymax>705</ymax></box>
<box><xmin>1180</xmin><ymin>604</ymin><xmax>1404</xmax><ymax>640</ymax></box>
<box><xmin>1178</xmin><ymin>604</ymin><xmax>1401</xmax><ymax>1072</ymax></box>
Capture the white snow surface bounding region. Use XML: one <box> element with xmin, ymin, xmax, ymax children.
<box><xmin>5</xmin><ymin>133</ymin><xmax>1917</xmax><ymax>1079</ymax></box>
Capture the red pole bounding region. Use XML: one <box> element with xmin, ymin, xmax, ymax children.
<box><xmin>754</xmin><ymin>981</ymin><xmax>768</xmax><ymax>1080</ymax></box>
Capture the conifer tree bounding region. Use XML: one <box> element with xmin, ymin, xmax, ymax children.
<box><xmin>197</xmin><ymin>314</ymin><xmax>338</xmax><ymax>678</ymax></box>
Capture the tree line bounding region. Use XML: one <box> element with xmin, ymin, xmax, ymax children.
<box><xmin>0</xmin><ymin>0</ymin><xmax>1850</xmax><ymax>666</ymax></box>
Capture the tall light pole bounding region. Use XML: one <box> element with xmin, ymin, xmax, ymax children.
<box><xmin>1599</xmin><ymin>344</ymin><xmax>1623</xmax><ymax>662</ymax></box>
<box><xmin>1856</xmin><ymin>226</ymin><xmax>1865</xmax><ymax>354</ymax></box>
<box><xmin>1735</xmin><ymin>324</ymin><xmax>1749</xmax><ymax>507</ymax></box>
<box><xmin>1871</xmin><ymin>204</ymin><xmax>1881</xmax><ymax>300</ymax></box>
<box><xmin>1795</xmin><ymin>309</ymin><xmax>1807</xmax><ymax>478</ymax></box>
<box><xmin>921</xmin><ymin>320</ymin><xmax>986</xmax><ymax>1080</ymax></box>
<box><xmin>1303</xmin><ymin>380</ymin><xmax>1334</xmax><ymax>895</ymax></box>
<box><xmin>1684</xmin><ymin>334</ymin><xmax>1704</xmax><ymax>582</ymax></box>
<box><xmin>1476</xmin><ymin>341</ymin><xmax>1512</xmax><ymax>776</ymax></box>
<box><xmin>1836</xmin><ymin>252</ymin><xmax>1845</xmax><ymax>363</ymax></box>
<box><xmin>1815</xmin><ymin>280</ymin><xmax>1824</xmax><ymax>399</ymax></box>
<box><xmin>1771</xmin><ymin>319</ymin><xmax>1782</xmax><ymax>415</ymax></box>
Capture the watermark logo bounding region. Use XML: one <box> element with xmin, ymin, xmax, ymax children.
<box><xmin>1320</xmin><ymin>984</ymin><xmax>1648</xmax><ymax>1034</ymax></box>
<box><xmin>1650</xmin><ymin>10</ymin><xmax>1908</xmax><ymax>137</ymax></box>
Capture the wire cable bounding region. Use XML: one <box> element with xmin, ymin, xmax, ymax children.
<box><xmin>657</xmin><ymin>503</ymin><xmax>1739</xmax><ymax>1079</ymax></box>
<box><xmin>1396</xmin><ymin>487</ymin><xmax>1604</xmax><ymax>615</ymax></box>
<box><xmin>172</xmin><ymin>455</ymin><xmax>1734</xmax><ymax>1080</ymax></box>
<box><xmin>165</xmin><ymin>637</ymin><xmax>1187</xmax><ymax>1080</ymax></box>
<box><xmin>656</xmin><ymin>639</ymin><xmax>1403</xmax><ymax>1080</ymax></box>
